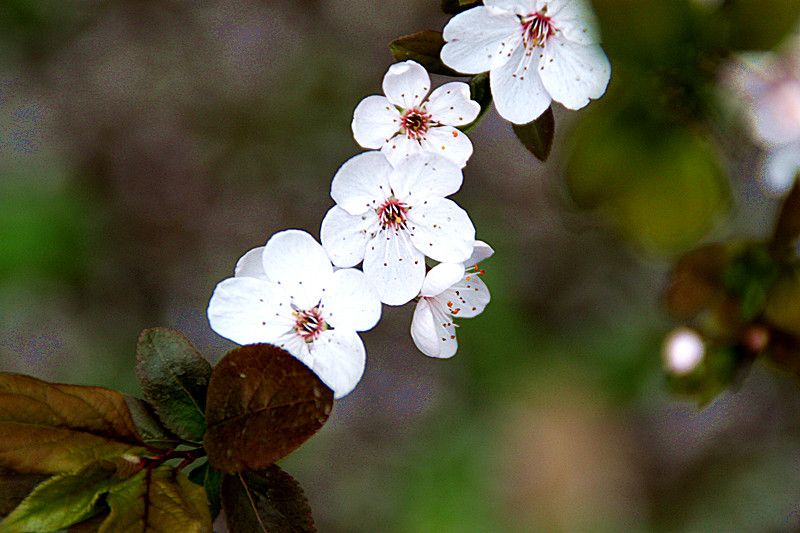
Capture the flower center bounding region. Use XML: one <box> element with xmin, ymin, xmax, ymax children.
<box><xmin>377</xmin><ymin>196</ymin><xmax>409</xmax><ymax>231</ymax></box>
<box><xmin>520</xmin><ymin>11</ymin><xmax>555</xmax><ymax>48</ymax></box>
<box><xmin>293</xmin><ymin>305</ymin><xmax>327</xmax><ymax>343</ymax></box>
<box><xmin>400</xmin><ymin>109</ymin><xmax>431</xmax><ymax>140</ymax></box>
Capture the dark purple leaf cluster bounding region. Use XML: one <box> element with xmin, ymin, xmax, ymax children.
<box><xmin>0</xmin><ymin>329</ymin><xmax>332</xmax><ymax>532</ymax></box>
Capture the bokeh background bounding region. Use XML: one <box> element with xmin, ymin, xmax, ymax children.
<box><xmin>3</xmin><ymin>1</ymin><xmax>800</xmax><ymax>531</ymax></box>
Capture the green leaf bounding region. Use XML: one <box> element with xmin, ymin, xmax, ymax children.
<box><xmin>441</xmin><ymin>0</ymin><xmax>482</xmax><ymax>14</ymax></box>
<box><xmin>389</xmin><ymin>30</ymin><xmax>461</xmax><ymax>77</ymax></box>
<box><xmin>0</xmin><ymin>374</ymin><xmax>148</xmax><ymax>474</ymax></box>
<box><xmin>511</xmin><ymin>106</ymin><xmax>555</xmax><ymax>162</ymax></box>
<box><xmin>770</xmin><ymin>172</ymin><xmax>800</xmax><ymax>258</ymax></box>
<box><xmin>123</xmin><ymin>396</ymin><xmax>186</xmax><ymax>450</ymax></box>
<box><xmin>723</xmin><ymin>243</ymin><xmax>783</xmax><ymax>322</ymax></box>
<box><xmin>458</xmin><ymin>73</ymin><xmax>492</xmax><ymax>134</ymax></box>
<box><xmin>0</xmin><ymin>467</ymin><xmax>48</xmax><ymax>518</ymax></box>
<box><xmin>0</xmin><ymin>459</ymin><xmax>134</xmax><ymax>533</ymax></box>
<box><xmin>188</xmin><ymin>461</ymin><xmax>223</xmax><ymax>521</ymax></box>
<box><xmin>203</xmin><ymin>344</ymin><xmax>333</xmax><ymax>474</ymax></box>
<box><xmin>101</xmin><ymin>465</ymin><xmax>212</xmax><ymax>533</ymax></box>
<box><xmin>222</xmin><ymin>466</ymin><xmax>316</xmax><ymax>533</ymax></box>
<box><xmin>136</xmin><ymin>328</ymin><xmax>212</xmax><ymax>443</ymax></box>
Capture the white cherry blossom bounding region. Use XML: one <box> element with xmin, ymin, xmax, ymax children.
<box><xmin>351</xmin><ymin>60</ymin><xmax>481</xmax><ymax>168</ymax></box>
<box><xmin>207</xmin><ymin>229</ymin><xmax>382</xmax><ymax>398</ymax></box>
<box><xmin>440</xmin><ymin>0</ymin><xmax>611</xmax><ymax>125</ymax></box>
<box><xmin>320</xmin><ymin>151</ymin><xmax>476</xmax><ymax>306</ymax></box>
<box><xmin>725</xmin><ymin>50</ymin><xmax>800</xmax><ymax>193</ymax></box>
<box><xmin>411</xmin><ymin>241</ymin><xmax>493</xmax><ymax>358</ymax></box>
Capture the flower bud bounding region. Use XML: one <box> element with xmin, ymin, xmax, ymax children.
<box><xmin>663</xmin><ymin>327</ymin><xmax>705</xmax><ymax>375</ymax></box>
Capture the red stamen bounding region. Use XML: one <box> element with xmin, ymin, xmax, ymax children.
<box><xmin>377</xmin><ymin>197</ymin><xmax>410</xmax><ymax>230</ymax></box>
<box><xmin>400</xmin><ymin>109</ymin><xmax>432</xmax><ymax>140</ymax></box>
<box><xmin>521</xmin><ymin>12</ymin><xmax>555</xmax><ymax>48</ymax></box>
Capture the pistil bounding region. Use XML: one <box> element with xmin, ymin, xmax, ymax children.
<box><xmin>377</xmin><ymin>197</ymin><xmax>410</xmax><ymax>231</ymax></box>
<box><xmin>293</xmin><ymin>306</ymin><xmax>327</xmax><ymax>343</ymax></box>
<box><xmin>400</xmin><ymin>109</ymin><xmax>432</xmax><ymax>140</ymax></box>
<box><xmin>521</xmin><ymin>11</ymin><xmax>555</xmax><ymax>48</ymax></box>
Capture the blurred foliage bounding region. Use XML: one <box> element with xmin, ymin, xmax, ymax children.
<box><xmin>3</xmin><ymin>0</ymin><xmax>800</xmax><ymax>532</ymax></box>
<box><xmin>663</xmin><ymin>181</ymin><xmax>800</xmax><ymax>404</ymax></box>
<box><xmin>0</xmin><ymin>184</ymin><xmax>91</xmax><ymax>284</ymax></box>
<box><xmin>567</xmin><ymin>0</ymin><xmax>800</xmax><ymax>254</ymax></box>
<box><xmin>567</xmin><ymin>102</ymin><xmax>728</xmax><ymax>251</ymax></box>
<box><xmin>0</xmin><ymin>0</ymin><xmax>95</xmax><ymax>62</ymax></box>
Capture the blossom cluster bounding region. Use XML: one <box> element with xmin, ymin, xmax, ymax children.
<box><xmin>207</xmin><ymin>0</ymin><xmax>610</xmax><ymax>398</ymax></box>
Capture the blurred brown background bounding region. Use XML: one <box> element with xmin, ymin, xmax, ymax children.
<box><xmin>3</xmin><ymin>1</ymin><xmax>800</xmax><ymax>531</ymax></box>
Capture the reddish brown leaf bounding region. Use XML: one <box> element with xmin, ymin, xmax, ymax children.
<box><xmin>389</xmin><ymin>30</ymin><xmax>461</xmax><ymax>77</ymax></box>
<box><xmin>511</xmin><ymin>106</ymin><xmax>555</xmax><ymax>162</ymax></box>
<box><xmin>222</xmin><ymin>466</ymin><xmax>316</xmax><ymax>533</ymax></box>
<box><xmin>203</xmin><ymin>344</ymin><xmax>333</xmax><ymax>474</ymax></box>
<box><xmin>0</xmin><ymin>374</ymin><xmax>148</xmax><ymax>474</ymax></box>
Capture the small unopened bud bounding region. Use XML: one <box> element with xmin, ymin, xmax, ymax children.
<box><xmin>663</xmin><ymin>327</ymin><xmax>705</xmax><ymax>375</ymax></box>
<box><xmin>743</xmin><ymin>325</ymin><xmax>770</xmax><ymax>353</ymax></box>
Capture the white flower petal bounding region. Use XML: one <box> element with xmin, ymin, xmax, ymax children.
<box><xmin>464</xmin><ymin>240</ymin><xmax>495</xmax><ymax>266</ymax></box>
<box><xmin>548</xmin><ymin>0</ymin><xmax>601</xmax><ymax>44</ymax></box>
<box><xmin>382</xmin><ymin>60</ymin><xmax>431</xmax><ymax>110</ymax></box>
<box><xmin>381</xmin><ymin>133</ymin><xmax>425</xmax><ymax>167</ymax></box>
<box><xmin>408</xmin><ymin>197</ymin><xmax>475</xmax><ymax>263</ymax></box>
<box><xmin>363</xmin><ymin>230</ymin><xmax>425</xmax><ymax>305</ymax></box>
<box><xmin>763</xmin><ymin>145</ymin><xmax>800</xmax><ymax>195</ymax></box>
<box><xmin>421</xmin><ymin>262</ymin><xmax>465</xmax><ymax>297</ymax></box>
<box><xmin>410</xmin><ymin>299</ymin><xmax>441</xmax><ymax>357</ymax></box>
<box><xmin>490</xmin><ymin>45</ymin><xmax>552</xmax><ymax>124</ymax></box>
<box><xmin>320</xmin><ymin>206</ymin><xmax>377</xmax><ymax>267</ymax></box>
<box><xmin>410</xmin><ymin>298</ymin><xmax>458</xmax><ymax>358</ymax></box>
<box><xmin>352</xmin><ymin>95</ymin><xmax>402</xmax><ymax>149</ymax></box>
<box><xmin>540</xmin><ymin>37</ymin><xmax>610</xmax><ymax>110</ymax></box>
<box><xmin>389</xmin><ymin>152</ymin><xmax>464</xmax><ymax>204</ymax></box>
<box><xmin>442</xmin><ymin>274</ymin><xmax>491</xmax><ymax>318</ymax></box>
<box><xmin>330</xmin><ymin>151</ymin><xmax>394</xmax><ymax>215</ymax></box>
<box><xmin>425</xmin><ymin>82</ymin><xmax>481</xmax><ymax>126</ymax></box>
<box><xmin>484</xmin><ymin>0</ymin><xmax>534</xmax><ymax>10</ymax></box>
<box><xmin>322</xmin><ymin>268</ymin><xmax>382</xmax><ymax>332</ymax></box>
<box><xmin>275</xmin><ymin>330</ymin><xmax>311</xmax><ymax>365</ymax></box>
<box><xmin>441</xmin><ymin>7</ymin><xmax>522</xmax><ymax>74</ymax></box>
<box><xmin>234</xmin><ymin>247</ymin><xmax>267</xmax><ymax>278</ymax></box>
<box><xmin>751</xmin><ymin>80</ymin><xmax>800</xmax><ymax>145</ymax></box>
<box><xmin>308</xmin><ymin>328</ymin><xmax>366</xmax><ymax>399</ymax></box>
<box><xmin>419</xmin><ymin>126</ymin><xmax>475</xmax><ymax>169</ymax></box>
<box><xmin>262</xmin><ymin>230</ymin><xmax>332</xmax><ymax>309</ymax></box>
<box><xmin>207</xmin><ymin>277</ymin><xmax>292</xmax><ymax>345</ymax></box>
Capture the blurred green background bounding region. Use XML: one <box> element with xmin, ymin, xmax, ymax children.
<box><xmin>3</xmin><ymin>1</ymin><xmax>800</xmax><ymax>531</ymax></box>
